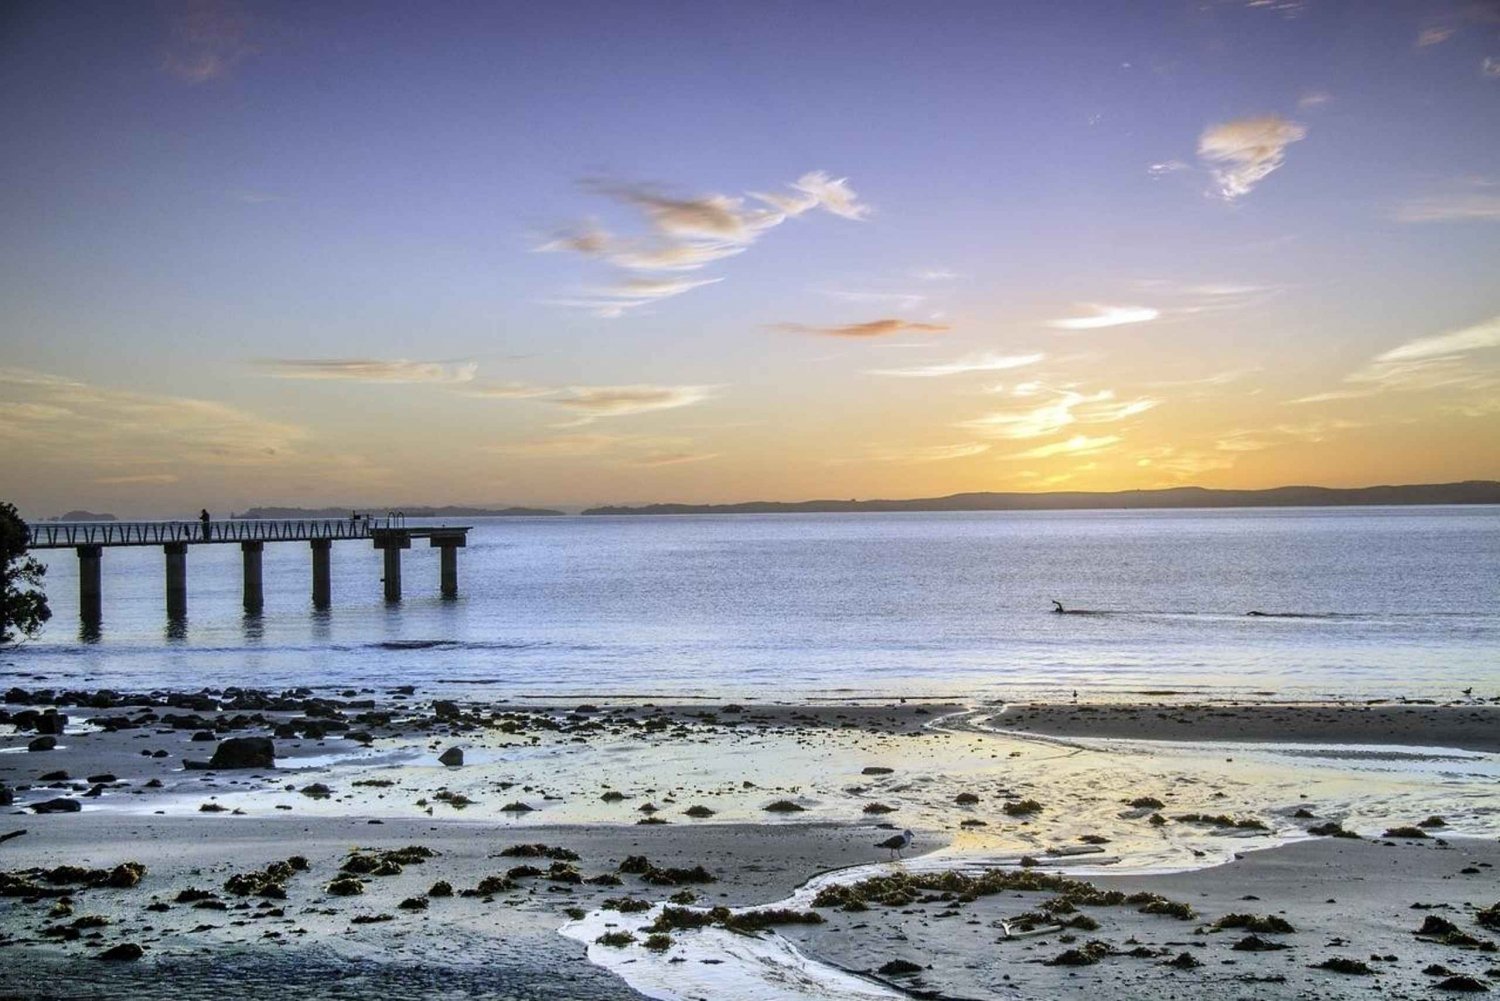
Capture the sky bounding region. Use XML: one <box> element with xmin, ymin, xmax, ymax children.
<box><xmin>1</xmin><ymin>0</ymin><xmax>1497</xmax><ymax>517</ymax></box>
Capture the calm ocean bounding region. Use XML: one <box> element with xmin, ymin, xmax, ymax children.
<box><xmin>10</xmin><ymin>506</ymin><xmax>1498</xmax><ymax>702</ymax></box>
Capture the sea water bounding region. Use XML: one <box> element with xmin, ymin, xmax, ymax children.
<box><xmin>11</xmin><ymin>506</ymin><xmax>1499</xmax><ymax>701</ymax></box>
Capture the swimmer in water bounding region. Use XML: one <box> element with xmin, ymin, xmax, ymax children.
<box><xmin>1051</xmin><ymin>599</ymin><xmax>1065</xmax><ymax>613</ymax></box>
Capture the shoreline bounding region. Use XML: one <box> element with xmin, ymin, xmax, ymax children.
<box><xmin>4</xmin><ymin>686</ymin><xmax>1498</xmax><ymax>998</ymax></box>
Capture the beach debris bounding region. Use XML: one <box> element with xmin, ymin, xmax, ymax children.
<box><xmin>499</xmin><ymin>843</ymin><xmax>578</xmax><ymax>860</ymax></box>
<box><xmin>438</xmin><ymin>747</ymin><xmax>464</xmax><ymax>767</ymax></box>
<box><xmin>299</xmin><ymin>783</ymin><xmax>333</xmax><ymax>798</ymax></box>
<box><xmin>645</xmin><ymin>905</ymin><xmax>823</xmax><ymax>935</ymax></box>
<box><xmin>1383</xmin><ymin>826</ymin><xmax>1431</xmax><ymax>839</ymax></box>
<box><xmin>1312</xmin><ymin>957</ymin><xmax>1373</xmax><ymax>974</ymax></box>
<box><xmin>877</xmin><ymin>959</ymin><xmax>923</xmax><ymax>975</ymax></box>
<box><xmin>1172</xmin><ymin>813</ymin><xmax>1268</xmax><ymax>831</ymax></box>
<box><xmin>1416</xmin><ymin>915</ymin><xmax>1493</xmax><ymax>948</ymax></box>
<box><xmin>1307</xmin><ymin>822</ymin><xmax>1359</xmax><ymax>838</ymax></box>
<box><xmin>96</xmin><ymin>942</ymin><xmax>144</xmax><ymax>961</ymax></box>
<box><xmin>861</xmin><ymin>766</ymin><xmax>894</xmax><ymax>775</ymax></box>
<box><xmin>1476</xmin><ymin>903</ymin><xmax>1500</xmax><ymax>930</ymax></box>
<box><xmin>1213</xmin><ymin>913</ymin><xmax>1296</xmax><ymax>934</ymax></box>
<box><xmin>1165</xmin><ymin>951</ymin><xmax>1202</xmax><ymax>969</ymax></box>
<box><xmin>500</xmin><ymin>802</ymin><xmax>534</xmax><ymax>813</ymax></box>
<box><xmin>862</xmin><ymin>802</ymin><xmax>896</xmax><ymax>814</ymax></box>
<box><xmin>325</xmin><ymin>876</ymin><xmax>365</xmax><ymax>896</ymax></box>
<box><xmin>225</xmin><ymin>857</ymin><xmax>307</xmax><ymax>898</ymax></box>
<box><xmin>763</xmin><ymin>800</ymin><xmax>805</xmax><ymax>813</ymax></box>
<box><xmin>595</xmin><ymin>930</ymin><xmax>635</xmax><ymax>947</ymax></box>
<box><xmin>643</xmin><ymin>932</ymin><xmax>673</xmax><ymax>952</ymax></box>
<box><xmin>1231</xmin><ymin>934</ymin><xmax>1289</xmax><ymax>951</ymax></box>
<box><xmin>683</xmin><ymin>805</ymin><xmax>715</xmax><ymax>818</ymax></box>
<box><xmin>603</xmin><ymin>896</ymin><xmax>653</xmax><ymax>913</ymax></box>
<box><xmin>1129</xmin><ymin>796</ymin><xmax>1165</xmax><ymax>810</ymax></box>
<box><xmin>1002</xmin><ymin>799</ymin><xmax>1042</xmax><ymax>816</ymax></box>
<box><xmin>1435</xmin><ymin>975</ymin><xmax>1491</xmax><ymax>992</ymax></box>
<box><xmin>954</xmin><ymin>792</ymin><xmax>980</xmax><ymax>805</ymax></box>
<box><xmin>1046</xmin><ymin>941</ymin><xmax>1116</xmax><ymax>966</ymax></box>
<box><xmin>1419</xmin><ymin>816</ymin><xmax>1449</xmax><ymax>828</ymax></box>
<box><xmin>600</xmin><ymin>790</ymin><xmax>626</xmax><ymax>802</ymax></box>
<box><xmin>617</xmin><ymin>855</ymin><xmax>715</xmax><ymax>885</ymax></box>
<box><xmin>397</xmin><ymin>896</ymin><xmax>428</xmax><ymax>910</ymax></box>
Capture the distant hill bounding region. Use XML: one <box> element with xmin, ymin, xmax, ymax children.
<box><xmin>235</xmin><ymin>505</ymin><xmax>565</xmax><ymax>519</ymax></box>
<box><xmin>583</xmin><ymin>481</ymin><xmax>1500</xmax><ymax>516</ymax></box>
<box><xmin>47</xmin><ymin>510</ymin><xmax>117</xmax><ymax>521</ymax></box>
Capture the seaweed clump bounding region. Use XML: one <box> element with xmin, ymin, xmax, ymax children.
<box><xmin>810</xmin><ymin>867</ymin><xmax>1194</xmax><ymax>920</ymax></box>
<box><xmin>617</xmin><ymin>856</ymin><xmax>715</xmax><ymax>886</ymax></box>
<box><xmin>225</xmin><ymin>857</ymin><xmax>308</xmax><ymax>899</ymax></box>
<box><xmin>1214</xmin><ymin>913</ymin><xmax>1296</xmax><ymax>934</ymax></box>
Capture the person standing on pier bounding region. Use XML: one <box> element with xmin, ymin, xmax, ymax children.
<box><xmin>199</xmin><ymin>508</ymin><xmax>211</xmax><ymax>541</ymax></box>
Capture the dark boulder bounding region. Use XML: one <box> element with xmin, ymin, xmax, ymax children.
<box><xmin>32</xmin><ymin>797</ymin><xmax>82</xmax><ymax>814</ymax></box>
<box><xmin>97</xmin><ymin>942</ymin><xmax>143</xmax><ymax>961</ymax></box>
<box><xmin>185</xmin><ymin>737</ymin><xmax>275</xmax><ymax>771</ymax></box>
<box><xmin>438</xmin><ymin>747</ymin><xmax>464</xmax><ymax>767</ymax></box>
<box><xmin>27</xmin><ymin>736</ymin><xmax>57</xmax><ymax>752</ymax></box>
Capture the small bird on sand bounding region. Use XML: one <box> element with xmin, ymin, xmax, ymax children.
<box><xmin>877</xmin><ymin>829</ymin><xmax>914</xmax><ymax>859</ymax></box>
<box><xmin>1462</xmin><ymin>687</ymin><xmax>1473</xmax><ymax>697</ymax></box>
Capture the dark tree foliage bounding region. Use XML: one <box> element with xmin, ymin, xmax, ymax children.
<box><xmin>1</xmin><ymin>502</ymin><xmax>51</xmax><ymax>643</ymax></box>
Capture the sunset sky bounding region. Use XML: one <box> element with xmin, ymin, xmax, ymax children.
<box><xmin>2</xmin><ymin>0</ymin><xmax>1498</xmax><ymax>516</ymax></box>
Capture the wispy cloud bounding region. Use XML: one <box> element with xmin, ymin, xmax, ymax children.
<box><xmin>1417</xmin><ymin>25</ymin><xmax>1455</xmax><ymax>47</ymax></box>
<box><xmin>1294</xmin><ymin>314</ymin><xmax>1500</xmax><ymax>402</ymax></box>
<box><xmin>866</xmin><ymin>352</ymin><xmax>1044</xmax><ymax>378</ymax></box>
<box><xmin>252</xmin><ymin>358</ymin><xmax>479</xmax><ymax>384</ymax></box>
<box><xmin>1297</xmin><ymin>91</ymin><xmax>1332</xmax><ymax>110</ymax></box>
<box><xmin>777</xmin><ymin>318</ymin><xmax>949</xmax><ymax>339</ymax></box>
<box><xmin>1197</xmin><ymin>115</ymin><xmax>1307</xmax><ymax>200</ymax></box>
<box><xmin>456</xmin><ymin>381</ymin><xmax>556</xmax><ymax>400</ymax></box>
<box><xmin>549</xmin><ymin>385</ymin><xmax>717</xmax><ymax>424</ymax></box>
<box><xmin>160</xmin><ymin>0</ymin><xmax>256</xmax><ymax>84</ymax></box>
<box><xmin>539</xmin><ymin>171</ymin><xmax>869</xmax><ymax>316</ymax></box>
<box><xmin>1047</xmin><ymin>304</ymin><xmax>1160</xmax><ymax>330</ymax></box>
<box><xmin>876</xmin><ymin>443</ymin><xmax>991</xmax><ymax>463</ymax></box>
<box><xmin>0</xmin><ymin>367</ymin><xmax>306</xmax><ymax>470</ymax></box>
<box><xmin>1395</xmin><ymin>180</ymin><xmax>1500</xmax><ymax>223</ymax></box>
<box><xmin>95</xmin><ymin>473</ymin><xmax>181</xmax><ymax>486</ymax></box>
<box><xmin>1007</xmin><ymin>434</ymin><xmax>1121</xmax><ymax>460</ymax></box>
<box><xmin>489</xmin><ymin>432</ymin><xmax>717</xmax><ymax>466</ymax></box>
<box><xmin>959</xmin><ymin>387</ymin><xmax>1158</xmax><ymax>440</ymax></box>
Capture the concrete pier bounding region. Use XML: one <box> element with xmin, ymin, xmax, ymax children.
<box><xmin>77</xmin><ymin>545</ymin><xmax>102</xmax><ymax>624</ymax></box>
<box><xmin>241</xmin><ymin>541</ymin><xmax>264</xmax><ymax>613</ymax></box>
<box><xmin>164</xmin><ymin>542</ymin><xmax>188</xmax><ymax>619</ymax></box>
<box><xmin>310</xmin><ymin>538</ymin><xmax>332</xmax><ymax>608</ymax></box>
<box><xmin>27</xmin><ymin>518</ymin><xmax>470</xmax><ymax>626</ymax></box>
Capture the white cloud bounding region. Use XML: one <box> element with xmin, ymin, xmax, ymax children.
<box><xmin>540</xmin><ymin>172</ymin><xmax>869</xmax><ymax>315</ymax></box>
<box><xmin>1485</xmin><ymin>57</ymin><xmax>1500</xmax><ymax>78</ymax></box>
<box><xmin>866</xmin><ymin>352</ymin><xmax>1044</xmax><ymax>378</ymax></box>
<box><xmin>1297</xmin><ymin>91</ymin><xmax>1332</xmax><ymax>110</ymax></box>
<box><xmin>252</xmin><ymin>358</ymin><xmax>478</xmax><ymax>384</ymax></box>
<box><xmin>1197</xmin><ymin>115</ymin><xmax>1307</xmax><ymax>200</ymax></box>
<box><xmin>1047</xmin><ymin>304</ymin><xmax>1160</xmax><ymax>330</ymax></box>
<box><xmin>1007</xmin><ymin>434</ymin><xmax>1121</xmax><ymax>460</ymax></box>
<box><xmin>959</xmin><ymin>387</ymin><xmax>1157</xmax><ymax>440</ymax></box>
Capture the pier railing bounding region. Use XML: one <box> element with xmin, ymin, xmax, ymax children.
<box><xmin>25</xmin><ymin>515</ymin><xmax>407</xmax><ymax>550</ymax></box>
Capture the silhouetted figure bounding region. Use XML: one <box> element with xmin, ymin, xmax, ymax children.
<box><xmin>1051</xmin><ymin>599</ymin><xmax>1065</xmax><ymax>613</ymax></box>
<box><xmin>199</xmin><ymin>508</ymin><xmax>210</xmax><ymax>540</ymax></box>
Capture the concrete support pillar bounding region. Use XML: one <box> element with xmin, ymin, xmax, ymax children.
<box><xmin>241</xmin><ymin>541</ymin><xmax>264</xmax><ymax>613</ymax></box>
<box><xmin>77</xmin><ymin>545</ymin><xmax>102</xmax><ymax>625</ymax></box>
<box><xmin>310</xmin><ymin>539</ymin><xmax>331</xmax><ymax>608</ymax></box>
<box><xmin>164</xmin><ymin>542</ymin><xmax>188</xmax><ymax>620</ymax></box>
<box><xmin>439</xmin><ymin>543</ymin><xmax>458</xmax><ymax>599</ymax></box>
<box><xmin>430</xmin><ymin>535</ymin><xmax>465</xmax><ymax>599</ymax></box>
<box><xmin>374</xmin><ymin>532</ymin><xmax>411</xmax><ymax>603</ymax></box>
<box><xmin>382</xmin><ymin>546</ymin><xmax>403</xmax><ymax>602</ymax></box>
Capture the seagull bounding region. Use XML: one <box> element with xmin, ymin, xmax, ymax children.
<box><xmin>876</xmin><ymin>829</ymin><xmax>914</xmax><ymax>859</ymax></box>
<box><xmin>1462</xmin><ymin>687</ymin><xmax>1473</xmax><ymax>697</ymax></box>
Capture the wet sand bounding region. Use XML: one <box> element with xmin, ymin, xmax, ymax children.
<box><xmin>993</xmin><ymin>701</ymin><xmax>1500</xmax><ymax>752</ymax></box>
<box><xmin>4</xmin><ymin>687</ymin><xmax>1498</xmax><ymax>999</ymax></box>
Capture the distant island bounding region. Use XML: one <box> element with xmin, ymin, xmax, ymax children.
<box><xmin>45</xmin><ymin>510</ymin><xmax>118</xmax><ymax>521</ymax></box>
<box><xmin>236</xmin><ymin>505</ymin><xmax>565</xmax><ymax>519</ymax></box>
<box><xmin>583</xmin><ymin>480</ymin><xmax>1500</xmax><ymax>516</ymax></box>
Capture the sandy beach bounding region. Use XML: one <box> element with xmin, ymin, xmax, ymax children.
<box><xmin>3</xmin><ymin>688</ymin><xmax>1498</xmax><ymax>999</ymax></box>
